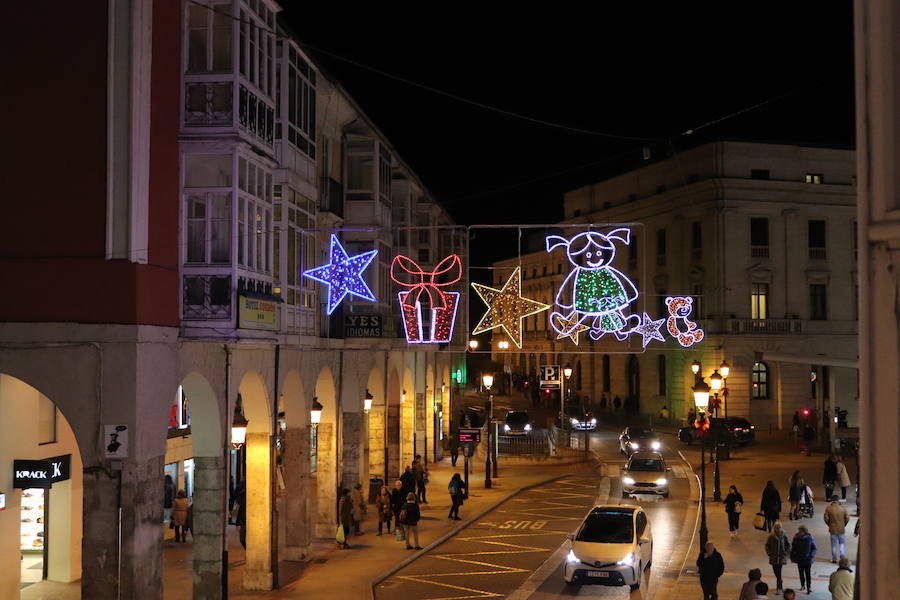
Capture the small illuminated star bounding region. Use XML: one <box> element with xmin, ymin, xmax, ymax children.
<box><xmin>633</xmin><ymin>312</ymin><xmax>666</xmax><ymax>348</ymax></box>
<box><xmin>554</xmin><ymin>313</ymin><xmax>590</xmax><ymax>345</ymax></box>
<box><xmin>472</xmin><ymin>267</ymin><xmax>550</xmax><ymax>348</ymax></box>
<box><xmin>303</xmin><ymin>234</ymin><xmax>378</xmax><ymax>314</ymax></box>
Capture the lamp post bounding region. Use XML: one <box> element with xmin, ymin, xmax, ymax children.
<box><xmin>468</xmin><ymin>339</ymin><xmax>479</xmax><ymax>352</ymax></box>
<box><xmin>719</xmin><ymin>360</ymin><xmax>730</xmax><ymax>418</ymax></box>
<box><xmin>482</xmin><ymin>374</ymin><xmax>494</xmax><ymax>489</ymax></box>
<box><xmin>692</xmin><ymin>378</ymin><xmax>710</xmax><ymax>549</ymax></box>
<box><xmin>562</xmin><ymin>365</ymin><xmax>573</xmax><ymax>427</ymax></box>
<box><xmin>708</xmin><ymin>370</ymin><xmax>723</xmax><ymax>502</ymax></box>
<box><xmin>231</xmin><ymin>405</ymin><xmax>248</xmax><ymax>449</ymax></box>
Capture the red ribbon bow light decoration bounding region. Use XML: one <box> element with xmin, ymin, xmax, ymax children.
<box><xmin>391</xmin><ymin>254</ymin><xmax>462</xmax><ymax>344</ymax></box>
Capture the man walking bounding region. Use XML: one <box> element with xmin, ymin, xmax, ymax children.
<box><xmin>413</xmin><ymin>454</ymin><xmax>427</xmax><ymax>503</ymax></box>
<box><xmin>828</xmin><ymin>557</ymin><xmax>854</xmax><ymax>600</ymax></box>
<box><xmin>399</xmin><ymin>492</ymin><xmax>422</xmax><ymax>550</ymax></box>
<box><xmin>696</xmin><ymin>541</ymin><xmax>725</xmax><ymax>600</ymax></box>
<box><xmin>824</xmin><ymin>495</ymin><xmax>849</xmax><ymax>562</ymax></box>
<box><xmin>449</xmin><ymin>433</ymin><xmax>460</xmax><ymax>467</ymax></box>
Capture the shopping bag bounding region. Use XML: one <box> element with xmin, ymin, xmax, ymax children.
<box><xmin>395</xmin><ymin>525</ymin><xmax>406</xmax><ymax>542</ymax></box>
<box><xmin>336</xmin><ymin>525</ymin><xmax>346</xmax><ymax>544</ymax></box>
<box><xmin>752</xmin><ymin>512</ymin><xmax>766</xmax><ymax>530</ymax></box>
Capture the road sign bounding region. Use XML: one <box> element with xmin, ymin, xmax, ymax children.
<box><xmin>459</xmin><ymin>427</ymin><xmax>482</xmax><ymax>443</ymax></box>
<box><xmin>540</xmin><ymin>365</ymin><xmax>561</xmax><ymax>389</ymax></box>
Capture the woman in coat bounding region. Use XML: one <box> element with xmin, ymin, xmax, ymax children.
<box><xmin>760</xmin><ymin>480</ymin><xmax>782</xmax><ymax>532</ymax></box>
<box><xmin>351</xmin><ymin>482</ymin><xmax>366</xmax><ymax>535</ymax></box>
<box><xmin>723</xmin><ymin>485</ymin><xmax>744</xmax><ymax>537</ymax></box>
<box><xmin>835</xmin><ymin>457</ymin><xmax>852</xmax><ymax>500</ymax></box>
<box><xmin>765</xmin><ymin>521</ymin><xmax>791</xmax><ymax>593</ymax></box>
<box><xmin>375</xmin><ymin>485</ymin><xmax>393</xmax><ymax>536</ymax></box>
<box><xmin>788</xmin><ymin>471</ymin><xmax>805</xmax><ymax>520</ymax></box>
<box><xmin>448</xmin><ymin>473</ymin><xmax>465</xmax><ymax>520</ymax></box>
<box><xmin>171</xmin><ymin>489</ymin><xmax>189</xmax><ymax>543</ymax></box>
<box><xmin>338</xmin><ymin>488</ymin><xmax>353</xmax><ymax>549</ymax></box>
<box><xmin>790</xmin><ymin>525</ymin><xmax>817</xmax><ymax>594</ymax></box>
<box><xmin>390</xmin><ymin>479</ymin><xmax>407</xmax><ymax>535</ymax></box>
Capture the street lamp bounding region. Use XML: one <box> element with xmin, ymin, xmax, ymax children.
<box><xmin>231</xmin><ymin>404</ymin><xmax>248</xmax><ymax>449</ymax></box>
<box><xmin>707</xmin><ymin>369</ymin><xmax>724</xmax><ymax>502</ymax></box>
<box><xmin>363</xmin><ymin>390</ymin><xmax>373</xmax><ymax>413</ymax></box>
<box><xmin>469</xmin><ymin>339</ymin><xmax>479</xmax><ymax>351</ymax></box>
<box><xmin>498</xmin><ymin>340</ymin><xmax>509</xmax><ymax>350</ymax></box>
<box><xmin>310</xmin><ymin>397</ymin><xmax>323</xmax><ymax>424</ymax></box>
<box><xmin>482</xmin><ymin>374</ymin><xmax>494</xmax><ymax>489</ymax></box>
<box><xmin>719</xmin><ymin>360</ymin><xmax>730</xmax><ymax>417</ymax></box>
<box><xmin>401</xmin><ymin>389</ymin><xmax>407</xmax><ymax>403</ymax></box>
<box><xmin>691</xmin><ymin>359</ymin><xmax>701</xmax><ymax>375</ymax></box>
<box><xmin>709</xmin><ymin>370</ymin><xmax>723</xmax><ymax>418</ymax></box>
<box><xmin>692</xmin><ymin>380</ymin><xmax>710</xmax><ymax>549</ymax></box>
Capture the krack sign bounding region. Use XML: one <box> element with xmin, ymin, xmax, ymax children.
<box><xmin>13</xmin><ymin>454</ymin><xmax>71</xmax><ymax>489</ymax></box>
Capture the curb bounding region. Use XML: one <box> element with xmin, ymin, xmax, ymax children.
<box><xmin>668</xmin><ymin>449</ymin><xmax>702</xmax><ymax>597</ymax></box>
<box><xmin>369</xmin><ymin>473</ymin><xmax>570</xmax><ymax>600</ymax></box>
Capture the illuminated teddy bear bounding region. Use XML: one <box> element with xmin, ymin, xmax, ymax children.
<box><xmin>546</xmin><ymin>229</ymin><xmax>639</xmax><ymax>341</ymax></box>
<box><xmin>665</xmin><ymin>296</ymin><xmax>704</xmax><ymax>347</ymax></box>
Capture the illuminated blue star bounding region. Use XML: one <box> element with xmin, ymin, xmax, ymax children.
<box><xmin>633</xmin><ymin>312</ymin><xmax>666</xmax><ymax>348</ymax></box>
<box><xmin>303</xmin><ymin>234</ymin><xmax>378</xmax><ymax>314</ymax></box>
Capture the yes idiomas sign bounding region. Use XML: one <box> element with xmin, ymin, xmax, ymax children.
<box><xmin>13</xmin><ymin>454</ymin><xmax>71</xmax><ymax>489</ymax></box>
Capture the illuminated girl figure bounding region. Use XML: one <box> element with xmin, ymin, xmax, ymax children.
<box><xmin>546</xmin><ymin>229</ymin><xmax>639</xmax><ymax>340</ymax></box>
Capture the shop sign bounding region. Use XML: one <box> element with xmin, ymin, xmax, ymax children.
<box><xmin>13</xmin><ymin>454</ymin><xmax>70</xmax><ymax>489</ymax></box>
<box><xmin>344</xmin><ymin>314</ymin><xmax>383</xmax><ymax>338</ymax></box>
<box><xmin>238</xmin><ymin>295</ymin><xmax>279</xmax><ymax>330</ymax></box>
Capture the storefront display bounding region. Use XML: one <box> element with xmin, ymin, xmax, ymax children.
<box><xmin>20</xmin><ymin>488</ymin><xmax>45</xmax><ymax>552</ymax></box>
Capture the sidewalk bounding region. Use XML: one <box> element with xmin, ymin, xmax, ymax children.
<box><xmin>671</xmin><ymin>432</ymin><xmax>859</xmax><ymax>599</ymax></box>
<box><xmin>192</xmin><ymin>457</ymin><xmax>592</xmax><ymax>600</ymax></box>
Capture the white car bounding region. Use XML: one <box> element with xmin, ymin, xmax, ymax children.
<box><xmin>564</xmin><ymin>505</ymin><xmax>653</xmax><ymax>591</ymax></box>
<box><xmin>622</xmin><ymin>452</ymin><xmax>671</xmax><ymax>498</ymax></box>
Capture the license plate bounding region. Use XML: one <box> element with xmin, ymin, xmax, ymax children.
<box><xmin>586</xmin><ymin>571</ymin><xmax>609</xmax><ymax>577</ymax></box>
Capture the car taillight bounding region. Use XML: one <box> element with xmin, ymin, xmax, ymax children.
<box><xmin>733</xmin><ymin>427</ymin><xmax>742</xmax><ymax>431</ymax></box>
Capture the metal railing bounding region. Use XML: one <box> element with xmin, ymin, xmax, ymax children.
<box><xmin>750</xmin><ymin>245</ymin><xmax>770</xmax><ymax>258</ymax></box>
<box><xmin>727</xmin><ymin>318</ymin><xmax>803</xmax><ymax>334</ymax></box>
<box><xmin>809</xmin><ymin>247</ymin><xmax>827</xmax><ymax>260</ymax></box>
<box><xmin>497</xmin><ymin>432</ymin><xmax>549</xmax><ymax>456</ymax></box>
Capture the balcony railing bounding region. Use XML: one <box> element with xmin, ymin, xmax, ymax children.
<box><xmin>183</xmin><ymin>274</ymin><xmax>232</xmax><ymax>320</ymax></box>
<box><xmin>727</xmin><ymin>318</ymin><xmax>803</xmax><ymax>334</ymax></box>
<box><xmin>319</xmin><ymin>176</ymin><xmax>344</xmax><ymax>217</ymax></box>
<box><xmin>751</xmin><ymin>245</ymin><xmax>770</xmax><ymax>258</ymax></box>
<box><xmin>809</xmin><ymin>247</ymin><xmax>827</xmax><ymax>260</ymax></box>
<box><xmin>184</xmin><ymin>82</ymin><xmax>233</xmax><ymax>127</ymax></box>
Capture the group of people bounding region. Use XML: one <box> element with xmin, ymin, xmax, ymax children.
<box><xmin>339</xmin><ymin>455</ymin><xmax>467</xmax><ymax>552</ymax></box>
<box><xmin>698</xmin><ymin>456</ymin><xmax>857</xmax><ymax>599</ymax></box>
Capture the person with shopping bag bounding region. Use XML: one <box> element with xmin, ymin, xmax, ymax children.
<box><xmin>375</xmin><ymin>485</ymin><xmax>393</xmax><ymax>536</ymax></box>
<box><xmin>724</xmin><ymin>484</ymin><xmax>744</xmax><ymax>537</ymax></box>
<box><xmin>337</xmin><ymin>488</ymin><xmax>353</xmax><ymax>549</ymax></box>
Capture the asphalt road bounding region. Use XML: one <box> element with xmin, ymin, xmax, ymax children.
<box><xmin>374</xmin><ymin>427</ymin><xmax>697</xmax><ymax>600</ymax></box>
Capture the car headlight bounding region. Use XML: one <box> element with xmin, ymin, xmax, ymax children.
<box><xmin>590</xmin><ymin>418</ymin><xmax>597</xmax><ymax>424</ymax></box>
<box><xmin>566</xmin><ymin>549</ymin><xmax>580</xmax><ymax>564</ymax></box>
<box><xmin>524</xmin><ymin>423</ymin><xmax>532</xmax><ymax>431</ymax></box>
<box><xmin>651</xmin><ymin>441</ymin><xmax>661</xmax><ymax>450</ymax></box>
<box><xmin>616</xmin><ymin>552</ymin><xmax>636</xmax><ymax>566</ymax></box>
<box><xmin>655</xmin><ymin>478</ymin><xmax>668</xmax><ymax>486</ymax></box>
<box><xmin>571</xmin><ymin>418</ymin><xmax>579</xmax><ymax>425</ymax></box>
<box><xmin>622</xmin><ymin>476</ymin><xmax>636</xmax><ymax>485</ymax></box>
<box><xmin>504</xmin><ymin>424</ymin><xmax>510</xmax><ymax>432</ymax></box>
<box><xmin>630</xmin><ymin>442</ymin><xmax>639</xmax><ymax>449</ymax></box>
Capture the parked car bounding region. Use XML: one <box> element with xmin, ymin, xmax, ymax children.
<box><xmin>621</xmin><ymin>452</ymin><xmax>670</xmax><ymax>498</ymax></box>
<box><xmin>503</xmin><ymin>411</ymin><xmax>532</xmax><ymax>435</ymax></box>
<box><xmin>678</xmin><ymin>417</ymin><xmax>755</xmax><ymax>446</ymax></box>
<box><xmin>564</xmin><ymin>404</ymin><xmax>597</xmax><ymax>431</ymax></box>
<box><xmin>618</xmin><ymin>427</ymin><xmax>662</xmax><ymax>455</ymax></box>
<box><xmin>564</xmin><ymin>505</ymin><xmax>652</xmax><ymax>591</ymax></box>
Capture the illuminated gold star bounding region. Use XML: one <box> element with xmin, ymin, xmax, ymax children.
<box><xmin>472</xmin><ymin>267</ymin><xmax>550</xmax><ymax>348</ymax></box>
<box><xmin>554</xmin><ymin>313</ymin><xmax>590</xmax><ymax>345</ymax></box>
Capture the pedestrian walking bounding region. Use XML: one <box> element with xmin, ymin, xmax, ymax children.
<box><xmin>760</xmin><ymin>480</ymin><xmax>782</xmax><ymax>532</ymax></box>
<box><xmin>449</xmin><ymin>433</ymin><xmax>460</xmax><ymax>467</ymax></box>
<box><xmin>823</xmin><ymin>495</ymin><xmax>849</xmax><ymax>562</ymax></box>
<box><xmin>413</xmin><ymin>455</ymin><xmax>428</xmax><ymax>503</ymax></box>
<box><xmin>401</xmin><ymin>465</ymin><xmax>417</xmax><ymax>496</ymax></box>
<box><xmin>788</xmin><ymin>470</ymin><xmax>805</xmax><ymax>520</ymax></box>
<box><xmin>338</xmin><ymin>488</ymin><xmax>354</xmax><ymax>549</ymax></box>
<box><xmin>351</xmin><ymin>482</ymin><xmax>366</xmax><ymax>535</ymax></box>
<box><xmin>696</xmin><ymin>541</ymin><xmax>725</xmax><ymax>600</ymax></box>
<box><xmin>375</xmin><ymin>485</ymin><xmax>393</xmax><ymax>536</ymax></box>
<box><xmin>448</xmin><ymin>473</ymin><xmax>465</xmax><ymax>520</ymax></box>
<box><xmin>390</xmin><ymin>479</ymin><xmax>406</xmax><ymax>534</ymax></box>
<box><xmin>163</xmin><ymin>474</ymin><xmax>175</xmax><ymax>523</ymax></box>
<box><xmin>789</xmin><ymin>524</ymin><xmax>817</xmax><ymax>594</ymax></box>
<box><xmin>399</xmin><ymin>492</ymin><xmax>422</xmax><ymax>550</ymax></box>
<box><xmin>828</xmin><ymin>556</ymin><xmax>854</xmax><ymax>600</ymax></box>
<box><xmin>724</xmin><ymin>484</ymin><xmax>744</xmax><ymax>536</ymax></box>
<box><xmin>171</xmin><ymin>490</ymin><xmax>189</xmax><ymax>543</ymax></box>
<box><xmin>614</xmin><ymin>395</ymin><xmax>623</xmax><ymax>412</ymax></box>
<box><xmin>235</xmin><ymin>480</ymin><xmax>247</xmax><ymax>549</ymax></box>
<box><xmin>835</xmin><ymin>457</ymin><xmax>851</xmax><ymax>500</ymax></box>
<box><xmin>765</xmin><ymin>521</ymin><xmax>791</xmax><ymax>593</ymax></box>
<box><xmin>738</xmin><ymin>568</ymin><xmax>762</xmax><ymax>600</ymax></box>
<box><xmin>823</xmin><ymin>455</ymin><xmax>838</xmax><ymax>500</ymax></box>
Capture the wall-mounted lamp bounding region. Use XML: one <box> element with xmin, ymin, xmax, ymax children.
<box><xmin>310</xmin><ymin>397</ymin><xmax>323</xmax><ymax>424</ymax></box>
<box><xmin>363</xmin><ymin>390</ymin><xmax>373</xmax><ymax>413</ymax></box>
<box><xmin>231</xmin><ymin>401</ymin><xmax>248</xmax><ymax>448</ymax></box>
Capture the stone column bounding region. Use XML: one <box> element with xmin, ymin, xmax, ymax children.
<box><xmin>284</xmin><ymin>426</ymin><xmax>311</xmax><ymax>560</ymax></box>
<box><xmin>342</xmin><ymin>411</ymin><xmax>362</xmax><ymax>490</ymax></box>
<box><xmin>243</xmin><ymin>432</ymin><xmax>272</xmax><ymax>591</ymax></box>
<box><xmin>192</xmin><ymin>455</ymin><xmax>225</xmax><ymax>599</ymax></box>
<box><xmin>82</xmin><ymin>456</ymin><xmax>165</xmax><ymax>600</ymax></box>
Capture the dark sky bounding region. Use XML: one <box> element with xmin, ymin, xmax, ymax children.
<box><xmin>283</xmin><ymin>2</ymin><xmax>855</xmax><ymax>227</ymax></box>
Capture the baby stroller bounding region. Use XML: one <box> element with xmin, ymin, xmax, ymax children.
<box><xmin>798</xmin><ymin>485</ymin><xmax>815</xmax><ymax>518</ymax></box>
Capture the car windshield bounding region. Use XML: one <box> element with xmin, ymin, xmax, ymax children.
<box><xmin>506</xmin><ymin>412</ymin><xmax>529</xmax><ymax>425</ymax></box>
<box><xmin>576</xmin><ymin>510</ymin><xmax>634</xmax><ymax>544</ymax></box>
<box><xmin>631</xmin><ymin>429</ymin><xmax>656</xmax><ymax>439</ymax></box>
<box><xmin>565</xmin><ymin>406</ymin><xmax>585</xmax><ymax>417</ymax></box>
<box><xmin>628</xmin><ymin>459</ymin><xmax>664</xmax><ymax>472</ymax></box>
<box><xmin>729</xmin><ymin>419</ymin><xmax>751</xmax><ymax>427</ymax></box>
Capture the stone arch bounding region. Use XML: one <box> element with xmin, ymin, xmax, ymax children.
<box><xmin>386</xmin><ymin>368</ymin><xmax>402</xmax><ymax>480</ymax></box>
<box><xmin>0</xmin><ymin>374</ymin><xmax>84</xmax><ymax>598</ymax></box>
<box><xmin>237</xmin><ymin>370</ymin><xmax>273</xmax><ymax>590</ymax></box>
<box><xmin>313</xmin><ymin>367</ymin><xmax>338</xmax><ymax>538</ymax></box>
<box><xmin>365</xmin><ymin>367</ymin><xmax>385</xmax><ymax>483</ymax></box>
<box><xmin>401</xmin><ymin>367</ymin><xmax>415</xmax><ymax>470</ymax></box>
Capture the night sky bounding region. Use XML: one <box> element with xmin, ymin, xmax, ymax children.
<box><xmin>283</xmin><ymin>2</ymin><xmax>855</xmax><ymax>230</ymax></box>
